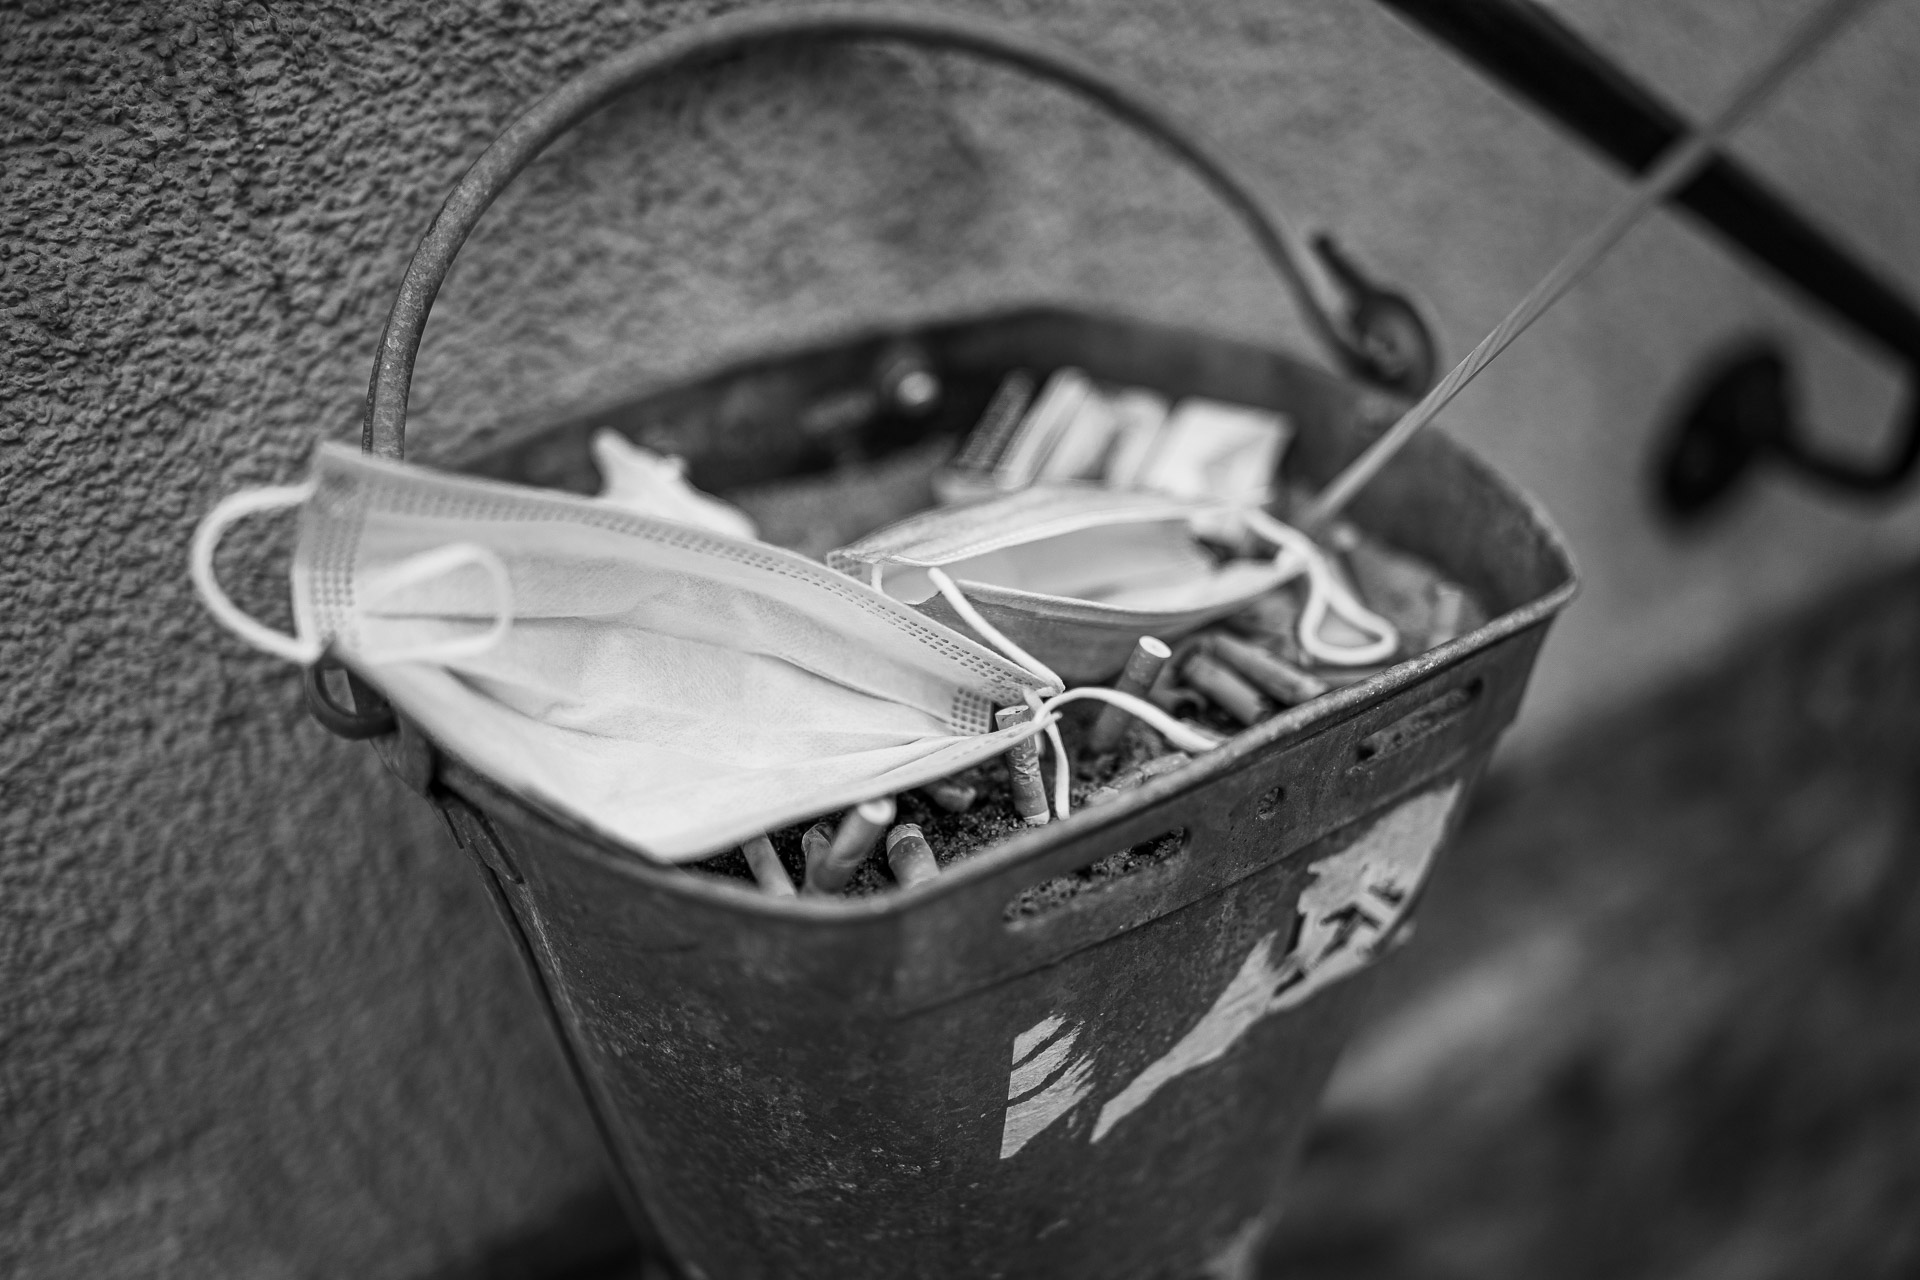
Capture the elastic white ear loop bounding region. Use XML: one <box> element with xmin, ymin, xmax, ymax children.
<box><xmin>356</xmin><ymin>542</ymin><xmax>515</xmax><ymax>665</ymax></box>
<box><xmin>1243</xmin><ymin>509</ymin><xmax>1399</xmax><ymax>666</ymax></box>
<box><xmin>1040</xmin><ymin>687</ymin><xmax>1224</xmax><ymax>754</ymax></box>
<box><xmin>1029</xmin><ymin>687</ymin><xmax>1230</xmax><ymax>820</ymax></box>
<box><xmin>931</xmin><ymin>571</ymin><xmax>1226</xmax><ymax>819</ymax></box>
<box><xmin>189</xmin><ymin>479</ymin><xmax>325</xmax><ymax>665</ymax></box>
<box><xmin>925</xmin><ymin>567</ymin><xmax>1064</xmax><ymax>693</ymax></box>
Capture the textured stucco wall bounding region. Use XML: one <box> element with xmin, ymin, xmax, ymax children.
<box><xmin>4</xmin><ymin>1</ymin><xmax>1918</xmax><ymax>1276</ymax></box>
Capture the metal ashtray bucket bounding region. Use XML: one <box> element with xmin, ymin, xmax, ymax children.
<box><xmin>320</xmin><ymin>9</ymin><xmax>1577</xmax><ymax>1278</ymax></box>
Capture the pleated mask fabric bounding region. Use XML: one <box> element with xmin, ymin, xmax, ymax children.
<box><xmin>828</xmin><ymin>487</ymin><xmax>1330</xmax><ymax>682</ymax></box>
<box><xmin>192</xmin><ymin>443</ymin><xmax>1050</xmax><ymax>862</ymax></box>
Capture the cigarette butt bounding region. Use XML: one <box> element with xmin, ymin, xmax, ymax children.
<box><xmin>800</xmin><ymin>822</ymin><xmax>835</xmax><ymax>893</ymax></box>
<box><xmin>1085</xmin><ymin>752</ymin><xmax>1192</xmax><ymax>807</ymax></box>
<box><xmin>885</xmin><ymin>823</ymin><xmax>940</xmax><ymax>888</ymax></box>
<box><xmin>995</xmin><ymin>705</ymin><xmax>1051</xmax><ymax>826</ymax></box>
<box><xmin>1090</xmin><ymin>635</ymin><xmax>1173</xmax><ymax>753</ymax></box>
<box><xmin>1429</xmin><ymin>582</ymin><xmax>1467</xmax><ymax>647</ymax></box>
<box><xmin>1182</xmin><ymin>651</ymin><xmax>1270</xmax><ymax>727</ymax></box>
<box><xmin>1146</xmin><ymin>660</ymin><xmax>1206</xmax><ymax>717</ymax></box>
<box><xmin>804</xmin><ymin>797</ymin><xmax>896</xmax><ymax>895</ymax></box>
<box><xmin>740</xmin><ymin>834</ymin><xmax>795</xmax><ymax>897</ymax></box>
<box><xmin>919</xmin><ymin>778</ymin><xmax>978</xmax><ymax>813</ymax></box>
<box><xmin>1208</xmin><ymin>633</ymin><xmax>1330</xmax><ymax>706</ymax></box>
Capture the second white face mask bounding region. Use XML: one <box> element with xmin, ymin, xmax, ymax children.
<box><xmin>827</xmin><ymin>487</ymin><xmax>1398</xmax><ymax>683</ymax></box>
<box><xmin>191</xmin><ymin>443</ymin><xmax>1051</xmax><ymax>862</ymax></box>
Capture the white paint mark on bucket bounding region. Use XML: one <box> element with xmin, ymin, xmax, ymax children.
<box><xmin>1091</xmin><ymin>784</ymin><xmax>1461</xmax><ymax>1144</ymax></box>
<box><xmin>1092</xmin><ymin>933</ymin><xmax>1297</xmax><ymax>1142</ymax></box>
<box><xmin>1008</xmin><ymin>1025</ymin><xmax>1084</xmax><ymax>1100</ymax></box>
<box><xmin>1011</xmin><ymin>1013</ymin><xmax>1065</xmax><ymax>1066</ymax></box>
<box><xmin>1000</xmin><ymin>1014</ymin><xmax>1096</xmax><ymax>1159</ymax></box>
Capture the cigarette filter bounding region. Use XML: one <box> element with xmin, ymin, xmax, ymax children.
<box><xmin>800</xmin><ymin>822</ymin><xmax>835</xmax><ymax>893</ymax></box>
<box><xmin>885</xmin><ymin>823</ymin><xmax>941</xmax><ymax>888</ymax></box>
<box><xmin>1182</xmin><ymin>651</ymin><xmax>1270</xmax><ymax>727</ymax></box>
<box><xmin>1429</xmin><ymin>582</ymin><xmax>1468</xmax><ymax>648</ymax></box>
<box><xmin>1207</xmin><ymin>633</ymin><xmax>1329</xmax><ymax>706</ymax></box>
<box><xmin>1090</xmin><ymin>635</ymin><xmax>1172</xmax><ymax>752</ymax></box>
<box><xmin>740</xmin><ymin>833</ymin><xmax>795</xmax><ymax>897</ymax></box>
<box><xmin>995</xmin><ymin>705</ymin><xmax>1051</xmax><ymax>826</ymax></box>
<box><xmin>804</xmin><ymin>797</ymin><xmax>896</xmax><ymax>895</ymax></box>
<box><xmin>919</xmin><ymin>778</ymin><xmax>978</xmax><ymax>813</ymax></box>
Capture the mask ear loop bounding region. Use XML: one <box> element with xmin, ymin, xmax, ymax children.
<box><xmin>1040</xmin><ymin>688</ymin><xmax>1223</xmax><ymax>755</ymax></box>
<box><xmin>193</xmin><ymin>480</ymin><xmax>515</xmax><ymax>669</ymax></box>
<box><xmin>926</xmin><ymin>568</ymin><xmax>1229</xmax><ymax>820</ymax></box>
<box><xmin>190</xmin><ymin>480</ymin><xmax>326</xmax><ymax>665</ymax></box>
<box><xmin>1241</xmin><ymin>509</ymin><xmax>1399</xmax><ymax>666</ymax></box>
<box><xmin>355</xmin><ymin>542</ymin><xmax>515</xmax><ymax>666</ymax></box>
<box><xmin>924</xmin><ymin>567</ymin><xmax>1064</xmax><ymax>693</ymax></box>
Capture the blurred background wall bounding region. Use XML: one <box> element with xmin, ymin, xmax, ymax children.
<box><xmin>4</xmin><ymin>0</ymin><xmax>1916</xmax><ymax>1275</ymax></box>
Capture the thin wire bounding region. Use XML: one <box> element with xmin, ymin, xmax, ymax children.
<box><xmin>1298</xmin><ymin>0</ymin><xmax>1885</xmax><ymax>532</ymax></box>
<box><xmin>925</xmin><ymin>567</ymin><xmax>1065</xmax><ymax>693</ymax></box>
<box><xmin>1040</xmin><ymin>687</ymin><xmax>1224</xmax><ymax>754</ymax></box>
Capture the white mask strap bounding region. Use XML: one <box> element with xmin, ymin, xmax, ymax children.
<box><xmin>356</xmin><ymin>542</ymin><xmax>515</xmax><ymax>666</ymax></box>
<box><xmin>925</xmin><ymin>567</ymin><xmax>1064</xmax><ymax>693</ymax></box>
<box><xmin>193</xmin><ymin>480</ymin><xmax>515</xmax><ymax>669</ymax></box>
<box><xmin>190</xmin><ymin>480</ymin><xmax>326</xmax><ymax>665</ymax></box>
<box><xmin>1031</xmin><ymin>687</ymin><xmax>1230</xmax><ymax>820</ymax></box>
<box><xmin>1242</xmin><ymin>509</ymin><xmax>1399</xmax><ymax>666</ymax></box>
<box><xmin>926</xmin><ymin>569</ymin><xmax>1232</xmax><ymax>819</ymax></box>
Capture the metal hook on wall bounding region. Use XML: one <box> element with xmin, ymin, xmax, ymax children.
<box><xmin>1657</xmin><ymin>341</ymin><xmax>1920</xmax><ymax>519</ymax></box>
<box><xmin>1377</xmin><ymin>0</ymin><xmax>1920</xmax><ymax>519</ymax></box>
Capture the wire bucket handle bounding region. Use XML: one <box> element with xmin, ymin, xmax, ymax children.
<box><xmin>361</xmin><ymin>1</ymin><xmax>1437</xmax><ymax>463</ymax></box>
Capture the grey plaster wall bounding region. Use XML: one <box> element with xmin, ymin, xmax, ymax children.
<box><xmin>3</xmin><ymin>1</ymin><xmax>1917</xmax><ymax>1276</ymax></box>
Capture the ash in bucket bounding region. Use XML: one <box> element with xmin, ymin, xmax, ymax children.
<box><xmin>681</xmin><ymin>369</ymin><xmax>1489</xmax><ymax>898</ymax></box>
<box><xmin>191</xmin><ymin>360</ymin><xmax>1485</xmax><ymax>886</ymax></box>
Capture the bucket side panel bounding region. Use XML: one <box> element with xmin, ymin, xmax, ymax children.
<box><xmin>486</xmin><ymin>774</ymin><xmax>1472</xmax><ymax>1280</ymax></box>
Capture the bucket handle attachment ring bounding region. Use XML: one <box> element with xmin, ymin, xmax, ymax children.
<box><xmin>303</xmin><ymin>656</ymin><xmax>398</xmax><ymax>741</ymax></box>
<box><xmin>362</xmin><ymin>3</ymin><xmax>1436</xmax><ymax>461</ymax></box>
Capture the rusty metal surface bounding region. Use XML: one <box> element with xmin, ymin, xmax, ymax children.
<box><xmin>362</xmin><ymin>307</ymin><xmax>1578</xmax><ymax>1278</ymax></box>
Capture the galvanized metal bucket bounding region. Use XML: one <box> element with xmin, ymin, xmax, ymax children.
<box><xmin>319</xmin><ymin>10</ymin><xmax>1577</xmax><ymax>1278</ymax></box>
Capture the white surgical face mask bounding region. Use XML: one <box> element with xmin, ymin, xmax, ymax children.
<box><xmin>827</xmin><ymin>487</ymin><xmax>1398</xmax><ymax>682</ymax></box>
<box><xmin>190</xmin><ymin>443</ymin><xmax>1059</xmax><ymax>862</ymax></box>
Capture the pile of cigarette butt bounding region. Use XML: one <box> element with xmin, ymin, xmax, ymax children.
<box><xmin>691</xmin><ymin>519</ymin><xmax>1485</xmax><ymax>902</ymax></box>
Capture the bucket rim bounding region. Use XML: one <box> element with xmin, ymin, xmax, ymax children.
<box><xmin>423</xmin><ymin>303</ymin><xmax>1578</xmax><ymax>917</ymax></box>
